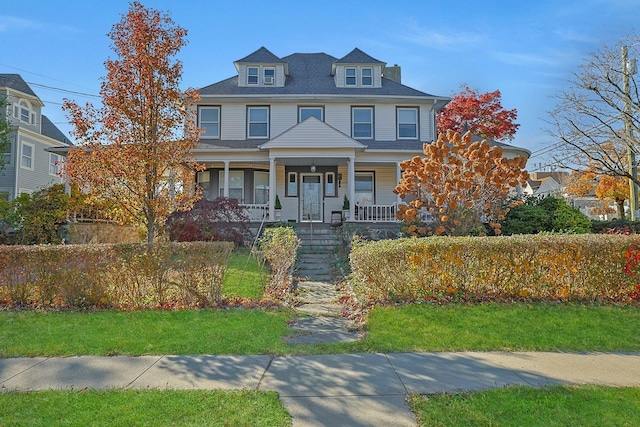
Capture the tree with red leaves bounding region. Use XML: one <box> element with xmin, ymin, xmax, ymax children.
<box><xmin>437</xmin><ymin>85</ymin><xmax>519</xmax><ymax>142</ymax></box>
<box><xmin>63</xmin><ymin>2</ymin><xmax>202</xmax><ymax>243</ymax></box>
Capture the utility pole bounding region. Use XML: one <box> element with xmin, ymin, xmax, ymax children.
<box><xmin>623</xmin><ymin>45</ymin><xmax>638</xmax><ymax>220</ymax></box>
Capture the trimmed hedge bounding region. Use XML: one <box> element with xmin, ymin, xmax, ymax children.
<box><xmin>258</xmin><ymin>226</ymin><xmax>300</xmax><ymax>302</ymax></box>
<box><xmin>349</xmin><ymin>235</ymin><xmax>640</xmax><ymax>306</ymax></box>
<box><xmin>0</xmin><ymin>242</ymin><xmax>233</xmax><ymax>309</ymax></box>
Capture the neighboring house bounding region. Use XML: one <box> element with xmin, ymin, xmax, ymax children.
<box><xmin>194</xmin><ymin>47</ymin><xmax>531</xmax><ymax>224</ymax></box>
<box><xmin>524</xmin><ymin>172</ymin><xmax>567</xmax><ymax>198</ymax></box>
<box><xmin>0</xmin><ymin>74</ymin><xmax>71</xmax><ymax>200</ymax></box>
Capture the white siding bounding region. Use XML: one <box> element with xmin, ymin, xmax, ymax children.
<box><xmin>15</xmin><ymin>132</ymin><xmax>63</xmax><ymax>194</ymax></box>
<box><xmin>221</xmin><ymin>104</ymin><xmax>246</xmax><ymax>140</ymax></box>
<box><xmin>375</xmin><ymin>105</ymin><xmax>396</xmax><ymax>140</ymax></box>
<box><xmin>325</xmin><ymin>104</ymin><xmax>350</xmax><ymax>135</ymax></box>
<box><xmin>420</xmin><ymin>105</ymin><xmax>434</xmax><ymax>141</ymax></box>
<box><xmin>271</xmin><ymin>104</ymin><xmax>297</xmax><ymax>137</ymax></box>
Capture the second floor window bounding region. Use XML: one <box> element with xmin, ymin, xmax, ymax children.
<box><xmin>397</xmin><ymin>108</ymin><xmax>418</xmax><ymax>139</ymax></box>
<box><xmin>247</xmin><ymin>67</ymin><xmax>259</xmax><ymax>85</ymax></box>
<box><xmin>299</xmin><ymin>107</ymin><xmax>323</xmax><ymax>122</ymax></box>
<box><xmin>352</xmin><ymin>107</ymin><xmax>373</xmax><ymax>139</ymax></box>
<box><xmin>199</xmin><ymin>106</ymin><xmax>220</xmax><ymax>138</ymax></box>
<box><xmin>21</xmin><ymin>142</ymin><xmax>34</xmax><ymax>170</ymax></box>
<box><xmin>248</xmin><ymin>106</ymin><xmax>269</xmax><ymax>138</ymax></box>
<box><xmin>49</xmin><ymin>153</ymin><xmax>60</xmax><ymax>176</ymax></box>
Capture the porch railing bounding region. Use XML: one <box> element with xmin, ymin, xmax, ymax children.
<box><xmin>242</xmin><ymin>203</ymin><xmax>269</xmax><ymax>221</ymax></box>
<box><xmin>353</xmin><ymin>203</ymin><xmax>399</xmax><ymax>222</ymax></box>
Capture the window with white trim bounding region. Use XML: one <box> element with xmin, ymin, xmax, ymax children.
<box><xmin>219</xmin><ymin>170</ymin><xmax>244</xmax><ymax>201</ymax></box>
<box><xmin>361</xmin><ymin>68</ymin><xmax>373</xmax><ymax>86</ymax></box>
<box><xmin>355</xmin><ymin>172</ymin><xmax>374</xmax><ymax>206</ymax></box>
<box><xmin>263</xmin><ymin>68</ymin><xmax>275</xmax><ymax>85</ymax></box>
<box><xmin>299</xmin><ymin>106</ymin><xmax>323</xmax><ymax>122</ymax></box>
<box><xmin>20</xmin><ymin>141</ymin><xmax>34</xmax><ymax>170</ymax></box>
<box><xmin>198</xmin><ymin>106</ymin><xmax>220</xmax><ymax>138</ymax></box>
<box><xmin>197</xmin><ymin>170</ymin><xmax>210</xmax><ymax>198</ymax></box>
<box><xmin>352</xmin><ymin>107</ymin><xmax>373</xmax><ymax>139</ymax></box>
<box><xmin>49</xmin><ymin>153</ymin><xmax>60</xmax><ymax>176</ymax></box>
<box><xmin>14</xmin><ymin>99</ymin><xmax>35</xmax><ymax>125</ymax></box>
<box><xmin>248</xmin><ymin>106</ymin><xmax>269</xmax><ymax>138</ymax></box>
<box><xmin>287</xmin><ymin>172</ymin><xmax>297</xmax><ymax>196</ymax></box>
<box><xmin>2</xmin><ymin>141</ymin><xmax>11</xmax><ymax>167</ymax></box>
<box><xmin>345</xmin><ymin>67</ymin><xmax>357</xmax><ymax>86</ymax></box>
<box><xmin>254</xmin><ymin>171</ymin><xmax>269</xmax><ymax>204</ymax></box>
<box><xmin>397</xmin><ymin>108</ymin><xmax>418</xmax><ymax>139</ymax></box>
<box><xmin>247</xmin><ymin>67</ymin><xmax>259</xmax><ymax>85</ymax></box>
<box><xmin>325</xmin><ymin>172</ymin><xmax>336</xmax><ymax>197</ymax></box>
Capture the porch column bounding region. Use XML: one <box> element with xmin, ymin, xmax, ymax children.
<box><xmin>223</xmin><ymin>161</ymin><xmax>230</xmax><ymax>198</ymax></box>
<box><xmin>396</xmin><ymin>162</ymin><xmax>403</xmax><ymax>205</ymax></box>
<box><xmin>269</xmin><ymin>157</ymin><xmax>276</xmax><ymax>221</ymax></box>
<box><xmin>348</xmin><ymin>156</ymin><xmax>355</xmax><ymax>220</ymax></box>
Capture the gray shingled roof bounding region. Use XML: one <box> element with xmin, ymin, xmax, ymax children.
<box><xmin>335</xmin><ymin>48</ymin><xmax>385</xmax><ymax>64</ymax></box>
<box><xmin>200</xmin><ymin>51</ymin><xmax>436</xmax><ymax>97</ymax></box>
<box><xmin>41</xmin><ymin>115</ymin><xmax>72</xmax><ymax>145</ymax></box>
<box><xmin>0</xmin><ymin>74</ymin><xmax>38</xmax><ymax>97</ymax></box>
<box><xmin>235</xmin><ymin>46</ymin><xmax>285</xmax><ymax>64</ymax></box>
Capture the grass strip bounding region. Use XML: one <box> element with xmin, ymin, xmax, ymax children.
<box><xmin>409</xmin><ymin>385</ymin><xmax>640</xmax><ymax>426</ymax></box>
<box><xmin>0</xmin><ymin>389</ymin><xmax>291</xmax><ymax>427</ymax></box>
<box><xmin>223</xmin><ymin>249</ymin><xmax>268</xmax><ymax>299</ymax></box>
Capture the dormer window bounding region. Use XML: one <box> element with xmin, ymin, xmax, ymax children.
<box><xmin>263</xmin><ymin>68</ymin><xmax>275</xmax><ymax>85</ymax></box>
<box><xmin>14</xmin><ymin>99</ymin><xmax>35</xmax><ymax>125</ymax></box>
<box><xmin>361</xmin><ymin>68</ymin><xmax>373</xmax><ymax>86</ymax></box>
<box><xmin>345</xmin><ymin>68</ymin><xmax>357</xmax><ymax>86</ymax></box>
<box><xmin>247</xmin><ymin>67</ymin><xmax>259</xmax><ymax>85</ymax></box>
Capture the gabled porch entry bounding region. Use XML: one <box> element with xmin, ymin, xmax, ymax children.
<box><xmin>300</xmin><ymin>173</ymin><xmax>323</xmax><ymax>222</ymax></box>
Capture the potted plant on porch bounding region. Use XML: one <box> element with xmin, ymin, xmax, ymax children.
<box><xmin>274</xmin><ymin>194</ymin><xmax>282</xmax><ymax>221</ymax></box>
<box><xmin>342</xmin><ymin>194</ymin><xmax>350</xmax><ymax>220</ymax></box>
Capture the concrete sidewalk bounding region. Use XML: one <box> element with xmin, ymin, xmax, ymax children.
<box><xmin>2</xmin><ymin>352</ymin><xmax>640</xmax><ymax>426</ymax></box>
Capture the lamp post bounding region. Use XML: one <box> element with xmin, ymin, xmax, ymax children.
<box><xmin>622</xmin><ymin>45</ymin><xmax>638</xmax><ymax>220</ymax></box>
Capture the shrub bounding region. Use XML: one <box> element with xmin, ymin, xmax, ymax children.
<box><xmin>165</xmin><ymin>198</ymin><xmax>251</xmax><ymax>245</ymax></box>
<box><xmin>259</xmin><ymin>226</ymin><xmax>300</xmax><ymax>302</ymax></box>
<box><xmin>349</xmin><ymin>235</ymin><xmax>640</xmax><ymax>307</ymax></box>
<box><xmin>502</xmin><ymin>196</ymin><xmax>591</xmax><ymax>235</ymax></box>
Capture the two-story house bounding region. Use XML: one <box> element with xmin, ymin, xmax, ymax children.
<box><xmin>194</xmin><ymin>47</ymin><xmax>530</xmax><ymax>224</ymax></box>
<box><xmin>0</xmin><ymin>74</ymin><xmax>71</xmax><ymax>200</ymax></box>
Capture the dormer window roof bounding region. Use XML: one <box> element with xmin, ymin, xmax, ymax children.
<box><xmin>234</xmin><ymin>46</ymin><xmax>289</xmax><ymax>75</ymax></box>
<box><xmin>331</xmin><ymin>48</ymin><xmax>386</xmax><ymax>75</ymax></box>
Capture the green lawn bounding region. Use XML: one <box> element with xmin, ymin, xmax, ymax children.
<box><xmin>223</xmin><ymin>248</ymin><xmax>268</xmax><ymax>299</ymax></box>
<box><xmin>0</xmin><ymin>389</ymin><xmax>291</xmax><ymax>427</ymax></box>
<box><xmin>409</xmin><ymin>385</ymin><xmax>640</xmax><ymax>426</ymax></box>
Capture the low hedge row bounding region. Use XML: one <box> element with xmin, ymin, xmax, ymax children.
<box><xmin>0</xmin><ymin>242</ymin><xmax>233</xmax><ymax>309</ymax></box>
<box><xmin>349</xmin><ymin>235</ymin><xmax>640</xmax><ymax>306</ymax></box>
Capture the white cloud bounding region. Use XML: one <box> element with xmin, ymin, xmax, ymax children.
<box><xmin>0</xmin><ymin>15</ymin><xmax>79</xmax><ymax>33</ymax></box>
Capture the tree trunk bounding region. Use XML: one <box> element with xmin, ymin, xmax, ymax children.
<box><xmin>617</xmin><ymin>199</ymin><xmax>626</xmax><ymax>219</ymax></box>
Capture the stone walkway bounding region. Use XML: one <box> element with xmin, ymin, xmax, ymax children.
<box><xmin>284</xmin><ymin>249</ymin><xmax>362</xmax><ymax>345</ymax></box>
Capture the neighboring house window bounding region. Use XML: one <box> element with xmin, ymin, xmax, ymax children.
<box><xmin>219</xmin><ymin>170</ymin><xmax>244</xmax><ymax>201</ymax></box>
<box><xmin>49</xmin><ymin>153</ymin><xmax>60</xmax><ymax>176</ymax></box>
<box><xmin>247</xmin><ymin>67</ymin><xmax>259</xmax><ymax>85</ymax></box>
<box><xmin>345</xmin><ymin>67</ymin><xmax>356</xmax><ymax>86</ymax></box>
<box><xmin>14</xmin><ymin>100</ymin><xmax>35</xmax><ymax>125</ymax></box>
<box><xmin>355</xmin><ymin>172</ymin><xmax>374</xmax><ymax>206</ymax></box>
<box><xmin>397</xmin><ymin>108</ymin><xmax>418</xmax><ymax>139</ymax></box>
<box><xmin>361</xmin><ymin>68</ymin><xmax>373</xmax><ymax>86</ymax></box>
<box><xmin>325</xmin><ymin>172</ymin><xmax>336</xmax><ymax>197</ymax></box>
<box><xmin>263</xmin><ymin>68</ymin><xmax>275</xmax><ymax>85</ymax></box>
<box><xmin>352</xmin><ymin>107</ymin><xmax>373</xmax><ymax>139</ymax></box>
<box><xmin>287</xmin><ymin>172</ymin><xmax>297</xmax><ymax>196</ymax></box>
<box><xmin>299</xmin><ymin>106</ymin><xmax>323</xmax><ymax>122</ymax></box>
<box><xmin>247</xmin><ymin>106</ymin><xmax>269</xmax><ymax>138</ymax></box>
<box><xmin>199</xmin><ymin>106</ymin><xmax>220</xmax><ymax>138</ymax></box>
<box><xmin>197</xmin><ymin>170</ymin><xmax>210</xmax><ymax>199</ymax></box>
<box><xmin>2</xmin><ymin>141</ymin><xmax>11</xmax><ymax>167</ymax></box>
<box><xmin>20</xmin><ymin>141</ymin><xmax>34</xmax><ymax>170</ymax></box>
<box><xmin>254</xmin><ymin>171</ymin><xmax>269</xmax><ymax>204</ymax></box>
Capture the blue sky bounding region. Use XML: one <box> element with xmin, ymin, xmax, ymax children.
<box><xmin>2</xmin><ymin>0</ymin><xmax>640</xmax><ymax>170</ymax></box>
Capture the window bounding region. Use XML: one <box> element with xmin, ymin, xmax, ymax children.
<box><xmin>299</xmin><ymin>107</ymin><xmax>323</xmax><ymax>122</ymax></box>
<box><xmin>397</xmin><ymin>108</ymin><xmax>418</xmax><ymax>139</ymax></box>
<box><xmin>355</xmin><ymin>172</ymin><xmax>374</xmax><ymax>205</ymax></box>
<box><xmin>361</xmin><ymin>68</ymin><xmax>373</xmax><ymax>86</ymax></box>
<box><xmin>20</xmin><ymin>142</ymin><xmax>34</xmax><ymax>170</ymax></box>
<box><xmin>197</xmin><ymin>170</ymin><xmax>210</xmax><ymax>199</ymax></box>
<box><xmin>247</xmin><ymin>67</ymin><xmax>259</xmax><ymax>85</ymax></box>
<box><xmin>14</xmin><ymin>100</ymin><xmax>35</xmax><ymax>125</ymax></box>
<box><xmin>263</xmin><ymin>68</ymin><xmax>275</xmax><ymax>85</ymax></box>
<box><xmin>199</xmin><ymin>106</ymin><xmax>220</xmax><ymax>138</ymax></box>
<box><xmin>219</xmin><ymin>170</ymin><xmax>244</xmax><ymax>201</ymax></box>
<box><xmin>49</xmin><ymin>153</ymin><xmax>60</xmax><ymax>176</ymax></box>
<box><xmin>254</xmin><ymin>171</ymin><xmax>269</xmax><ymax>204</ymax></box>
<box><xmin>287</xmin><ymin>172</ymin><xmax>297</xmax><ymax>196</ymax></box>
<box><xmin>325</xmin><ymin>172</ymin><xmax>336</xmax><ymax>197</ymax></box>
<box><xmin>352</xmin><ymin>107</ymin><xmax>373</xmax><ymax>139</ymax></box>
<box><xmin>248</xmin><ymin>106</ymin><xmax>269</xmax><ymax>138</ymax></box>
<box><xmin>2</xmin><ymin>141</ymin><xmax>11</xmax><ymax>167</ymax></box>
<box><xmin>345</xmin><ymin>67</ymin><xmax>356</xmax><ymax>86</ymax></box>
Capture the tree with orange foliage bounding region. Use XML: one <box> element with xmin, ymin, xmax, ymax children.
<box><xmin>437</xmin><ymin>85</ymin><xmax>519</xmax><ymax>141</ymax></box>
<box><xmin>565</xmin><ymin>169</ymin><xmax>628</xmax><ymax>218</ymax></box>
<box><xmin>63</xmin><ymin>2</ymin><xmax>201</xmax><ymax>243</ymax></box>
<box><xmin>395</xmin><ymin>130</ymin><xmax>529</xmax><ymax>236</ymax></box>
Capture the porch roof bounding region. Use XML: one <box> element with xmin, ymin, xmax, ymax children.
<box><xmin>260</xmin><ymin>116</ymin><xmax>365</xmax><ymax>150</ymax></box>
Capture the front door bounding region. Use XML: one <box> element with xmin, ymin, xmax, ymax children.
<box><xmin>300</xmin><ymin>174</ymin><xmax>322</xmax><ymax>222</ymax></box>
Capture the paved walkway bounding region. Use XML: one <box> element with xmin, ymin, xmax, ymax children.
<box><xmin>2</xmin><ymin>352</ymin><xmax>640</xmax><ymax>426</ymax></box>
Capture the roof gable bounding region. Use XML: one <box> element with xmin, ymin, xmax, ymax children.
<box><xmin>235</xmin><ymin>46</ymin><xmax>284</xmax><ymax>65</ymax></box>
<box><xmin>260</xmin><ymin>116</ymin><xmax>365</xmax><ymax>149</ymax></box>
<box><xmin>0</xmin><ymin>74</ymin><xmax>39</xmax><ymax>99</ymax></box>
<box><xmin>335</xmin><ymin>48</ymin><xmax>385</xmax><ymax>65</ymax></box>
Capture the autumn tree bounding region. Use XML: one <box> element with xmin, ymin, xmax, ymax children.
<box><xmin>62</xmin><ymin>2</ymin><xmax>201</xmax><ymax>242</ymax></box>
<box><xmin>0</xmin><ymin>96</ymin><xmax>11</xmax><ymax>171</ymax></box>
<box><xmin>437</xmin><ymin>85</ymin><xmax>519</xmax><ymax>141</ymax></box>
<box><xmin>565</xmin><ymin>169</ymin><xmax>628</xmax><ymax>218</ymax></box>
<box><xmin>547</xmin><ymin>33</ymin><xmax>640</xmax><ymax>187</ymax></box>
<box><xmin>395</xmin><ymin>130</ymin><xmax>529</xmax><ymax>236</ymax></box>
